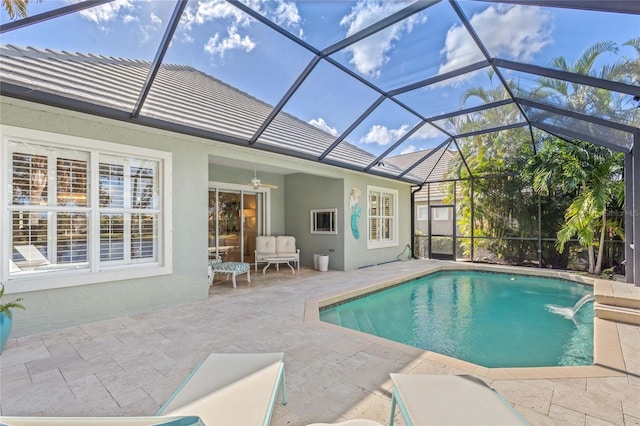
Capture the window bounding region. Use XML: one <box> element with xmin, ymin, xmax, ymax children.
<box><xmin>2</xmin><ymin>126</ymin><xmax>172</xmax><ymax>291</ymax></box>
<box><xmin>310</xmin><ymin>208</ymin><xmax>338</xmax><ymax>234</ymax></box>
<box><xmin>417</xmin><ymin>205</ymin><xmax>429</xmax><ymax>221</ymax></box>
<box><xmin>367</xmin><ymin>186</ymin><xmax>398</xmax><ymax>248</ymax></box>
<box><xmin>432</xmin><ymin>206</ymin><xmax>449</xmax><ymax>221</ymax></box>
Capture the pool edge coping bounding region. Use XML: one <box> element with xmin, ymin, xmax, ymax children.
<box><xmin>304</xmin><ymin>262</ymin><xmax>628</xmax><ymax>381</ymax></box>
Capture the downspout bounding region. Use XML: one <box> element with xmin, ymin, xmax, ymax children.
<box><xmin>411</xmin><ymin>184</ymin><xmax>424</xmax><ymax>259</ymax></box>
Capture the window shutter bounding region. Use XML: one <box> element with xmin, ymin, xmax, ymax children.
<box><xmin>57</xmin><ymin>158</ymin><xmax>87</xmax><ymax>207</ymax></box>
<box><xmin>99</xmin><ymin>163</ymin><xmax>124</xmax><ymax>208</ymax></box>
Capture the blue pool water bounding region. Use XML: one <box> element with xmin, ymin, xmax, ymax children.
<box><xmin>320</xmin><ymin>270</ymin><xmax>594</xmax><ymax>368</ymax></box>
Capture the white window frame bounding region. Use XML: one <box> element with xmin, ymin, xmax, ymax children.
<box><xmin>367</xmin><ymin>185</ymin><xmax>398</xmax><ymax>249</ymax></box>
<box><xmin>1</xmin><ymin>125</ymin><xmax>172</xmax><ymax>294</ymax></box>
<box><xmin>310</xmin><ymin>208</ymin><xmax>338</xmax><ymax>235</ymax></box>
<box><xmin>417</xmin><ymin>205</ymin><xmax>429</xmax><ymax>221</ymax></box>
<box><xmin>432</xmin><ymin>206</ymin><xmax>450</xmax><ymax>221</ymax></box>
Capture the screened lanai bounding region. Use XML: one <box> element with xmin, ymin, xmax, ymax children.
<box><xmin>1</xmin><ymin>0</ymin><xmax>638</xmax><ymax>283</ymax></box>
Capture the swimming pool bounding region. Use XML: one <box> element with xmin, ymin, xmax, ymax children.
<box><xmin>319</xmin><ymin>270</ymin><xmax>594</xmax><ymax>368</ymax></box>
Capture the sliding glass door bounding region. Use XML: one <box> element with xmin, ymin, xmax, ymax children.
<box><xmin>208</xmin><ymin>188</ymin><xmax>264</xmax><ymax>263</ymax></box>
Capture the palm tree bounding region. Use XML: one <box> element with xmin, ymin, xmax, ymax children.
<box><xmin>2</xmin><ymin>0</ymin><xmax>40</xmax><ymax>19</ymax></box>
<box><xmin>525</xmin><ymin>40</ymin><xmax>636</xmax><ymax>275</ymax></box>
<box><xmin>446</xmin><ymin>71</ymin><xmax>535</xmax><ymax>261</ymax></box>
<box><xmin>526</xmin><ymin>140</ymin><xmax>623</xmax><ymax>274</ymax></box>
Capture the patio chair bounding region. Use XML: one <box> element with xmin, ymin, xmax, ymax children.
<box><xmin>158</xmin><ymin>352</ymin><xmax>287</xmax><ymax>426</ymax></box>
<box><xmin>388</xmin><ymin>374</ymin><xmax>529</xmax><ymax>426</ymax></box>
<box><xmin>275</xmin><ymin>236</ymin><xmax>300</xmax><ymax>271</ymax></box>
<box><xmin>208</xmin><ymin>258</ymin><xmax>250</xmax><ymax>288</ymax></box>
<box><xmin>255</xmin><ymin>236</ymin><xmax>277</xmax><ymax>271</ymax></box>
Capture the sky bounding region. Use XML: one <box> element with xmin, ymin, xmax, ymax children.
<box><xmin>1</xmin><ymin>0</ymin><xmax>638</xmax><ymax>159</ymax></box>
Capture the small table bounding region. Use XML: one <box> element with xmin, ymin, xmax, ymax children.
<box><xmin>262</xmin><ymin>257</ymin><xmax>298</xmax><ymax>275</ymax></box>
<box><xmin>208</xmin><ymin>245</ymin><xmax>235</xmax><ymax>260</ymax></box>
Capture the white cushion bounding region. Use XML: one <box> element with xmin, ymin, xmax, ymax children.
<box><xmin>255</xmin><ymin>236</ymin><xmax>276</xmax><ymax>256</ymax></box>
<box><xmin>210</xmin><ymin>262</ymin><xmax>250</xmax><ymax>274</ymax></box>
<box><xmin>276</xmin><ymin>236</ymin><xmax>297</xmax><ymax>255</ymax></box>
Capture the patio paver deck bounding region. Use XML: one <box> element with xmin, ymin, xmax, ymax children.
<box><xmin>1</xmin><ymin>260</ymin><xmax>638</xmax><ymax>425</ymax></box>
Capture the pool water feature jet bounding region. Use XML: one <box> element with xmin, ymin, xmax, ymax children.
<box><xmin>546</xmin><ymin>294</ymin><xmax>595</xmax><ymax>320</ymax></box>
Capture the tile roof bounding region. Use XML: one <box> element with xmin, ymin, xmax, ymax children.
<box><xmin>0</xmin><ymin>44</ymin><xmax>421</xmax><ymax>182</ymax></box>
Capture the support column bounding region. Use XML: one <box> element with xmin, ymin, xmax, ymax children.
<box><xmin>470</xmin><ymin>179</ymin><xmax>474</xmax><ymax>262</ymax></box>
<box><xmin>625</xmin><ymin>151</ymin><xmax>634</xmax><ymax>283</ymax></box>
<box><xmin>632</xmin><ymin>137</ymin><xmax>640</xmax><ymax>285</ymax></box>
<box><xmin>538</xmin><ymin>193</ymin><xmax>542</xmax><ymax>268</ymax></box>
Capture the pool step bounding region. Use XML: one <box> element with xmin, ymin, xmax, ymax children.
<box><xmin>594</xmin><ymin>280</ymin><xmax>640</xmax><ymax>325</ymax></box>
<box><xmin>353</xmin><ymin>310</ymin><xmax>377</xmax><ymax>335</ymax></box>
<box><xmin>337</xmin><ymin>310</ymin><xmax>359</xmax><ymax>331</ymax></box>
<box><xmin>595</xmin><ymin>304</ymin><xmax>640</xmax><ymax>325</ymax></box>
<box><xmin>336</xmin><ymin>310</ymin><xmax>378</xmax><ymax>335</ymax></box>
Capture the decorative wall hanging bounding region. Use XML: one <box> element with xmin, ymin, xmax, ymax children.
<box><xmin>349</xmin><ymin>187</ymin><xmax>361</xmax><ymax>239</ymax></box>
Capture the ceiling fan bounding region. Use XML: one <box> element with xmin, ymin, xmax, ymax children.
<box><xmin>250</xmin><ymin>167</ymin><xmax>278</xmax><ymax>190</ymax></box>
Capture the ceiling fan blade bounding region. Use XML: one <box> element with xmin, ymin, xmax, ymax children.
<box><xmin>249</xmin><ymin>167</ymin><xmax>278</xmax><ymax>189</ymax></box>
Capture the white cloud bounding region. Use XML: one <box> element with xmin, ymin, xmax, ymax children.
<box><xmin>400</xmin><ymin>145</ymin><xmax>418</xmax><ymax>154</ymax></box>
<box><xmin>122</xmin><ymin>14</ymin><xmax>138</xmax><ymax>24</ymax></box>
<box><xmin>76</xmin><ymin>0</ymin><xmax>162</xmax><ymax>44</ymax></box>
<box><xmin>138</xmin><ymin>12</ymin><xmax>162</xmax><ymax>43</ymax></box>
<box><xmin>273</xmin><ymin>2</ymin><xmax>301</xmax><ymax>27</ymax></box>
<box><xmin>361</xmin><ymin>124</ymin><xmax>410</xmax><ymax>146</ymax></box>
<box><xmin>180</xmin><ymin>0</ymin><xmax>302</xmax><ymax>57</ymax></box>
<box><xmin>409</xmin><ymin>123</ymin><xmax>443</xmax><ymax>140</ymax></box>
<box><xmin>190</xmin><ymin>0</ymin><xmax>250</xmax><ymax>29</ymax></box>
<box><xmin>149</xmin><ymin>12</ymin><xmax>162</xmax><ymax>27</ymax></box>
<box><xmin>205</xmin><ymin>26</ymin><xmax>256</xmax><ymax>57</ymax></box>
<box><xmin>439</xmin><ymin>5</ymin><xmax>552</xmax><ymax>75</ymax></box>
<box><xmin>78</xmin><ymin>0</ymin><xmax>134</xmax><ymax>27</ymax></box>
<box><xmin>340</xmin><ymin>1</ymin><xmax>426</xmax><ymax>78</ymax></box>
<box><xmin>309</xmin><ymin>117</ymin><xmax>339</xmax><ymax>137</ymax></box>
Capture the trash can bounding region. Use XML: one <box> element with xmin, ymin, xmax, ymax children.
<box><xmin>313</xmin><ymin>253</ymin><xmax>321</xmax><ymax>271</ymax></box>
<box><xmin>318</xmin><ymin>254</ymin><xmax>329</xmax><ymax>272</ymax></box>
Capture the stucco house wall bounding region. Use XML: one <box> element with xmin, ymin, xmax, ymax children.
<box><xmin>2</xmin><ymin>98</ymin><xmax>210</xmax><ymax>337</ymax></box>
<box><xmin>285</xmin><ymin>173</ymin><xmax>344</xmax><ymax>270</ymax></box>
<box><xmin>1</xmin><ymin>97</ymin><xmax>414</xmax><ymax>337</ymax></box>
<box><xmin>343</xmin><ymin>175</ymin><xmax>412</xmax><ymax>271</ymax></box>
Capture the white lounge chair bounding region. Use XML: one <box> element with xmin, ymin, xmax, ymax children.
<box><xmin>0</xmin><ymin>415</ymin><xmax>204</xmax><ymax>425</ymax></box>
<box><xmin>10</xmin><ymin>259</ymin><xmax>22</xmax><ymax>273</ymax></box>
<box><xmin>14</xmin><ymin>244</ymin><xmax>50</xmax><ymax>269</ymax></box>
<box><xmin>388</xmin><ymin>374</ymin><xmax>528</xmax><ymax>426</ymax></box>
<box><xmin>158</xmin><ymin>352</ymin><xmax>287</xmax><ymax>426</ymax></box>
<box><xmin>2</xmin><ymin>352</ymin><xmax>286</xmax><ymax>426</ymax></box>
<box><xmin>308</xmin><ymin>420</ymin><xmax>383</xmax><ymax>426</ymax></box>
